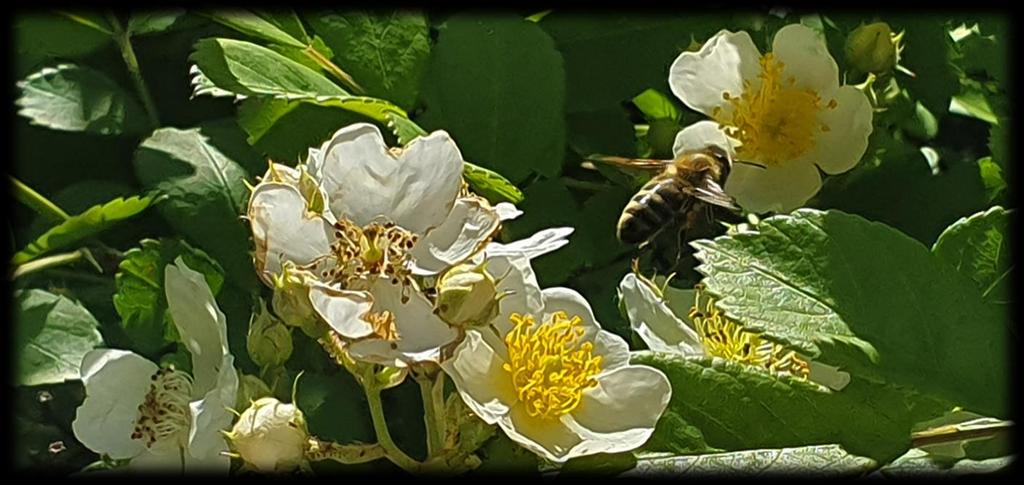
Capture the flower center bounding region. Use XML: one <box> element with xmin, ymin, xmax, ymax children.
<box><xmin>503</xmin><ymin>312</ymin><xmax>602</xmax><ymax>419</ymax></box>
<box><xmin>131</xmin><ymin>367</ymin><xmax>194</xmax><ymax>448</ymax></box>
<box><xmin>713</xmin><ymin>53</ymin><xmax>836</xmax><ymax>166</ymax></box>
<box><xmin>325</xmin><ymin>218</ymin><xmax>418</xmax><ymax>297</ymax></box>
<box><xmin>689</xmin><ymin>288</ymin><xmax>809</xmax><ymax>378</ymax></box>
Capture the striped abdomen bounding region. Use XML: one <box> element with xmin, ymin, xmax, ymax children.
<box><xmin>616</xmin><ymin>175</ymin><xmax>687</xmax><ymax>244</ymax></box>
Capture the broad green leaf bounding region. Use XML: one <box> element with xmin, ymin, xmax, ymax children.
<box><xmin>238</xmin><ymin>98</ymin><xmax>363</xmax><ymax>162</ymax></box>
<box><xmin>641</xmin><ymin>409</ymin><xmax>718</xmax><ymax>455</ymax></box>
<box><xmin>932</xmin><ymin>206</ymin><xmax>1011</xmax><ymax>305</ymax></box>
<box><xmin>419</xmin><ymin>14</ymin><xmax>566</xmax><ymax>183</ymax></box>
<box><xmin>462</xmin><ymin>163</ymin><xmax>525</xmax><ymax>205</ymax></box>
<box><xmin>252</xmin><ymin>9</ymin><xmax>311</xmax><ymax>44</ymax></box>
<box><xmin>205</xmin><ymin>10</ymin><xmax>307</xmax><ymax>48</ymax></box>
<box><xmin>305</xmin><ymin>10</ymin><xmax>431</xmax><ymax>110</ymax></box>
<box><xmin>14</xmin><ymin>289</ymin><xmax>103</xmax><ymax>386</ymax></box>
<box><xmin>16</xmin><ymin>64</ymin><xmax>147</xmax><ymax>135</ymax></box>
<box><xmin>633</xmin><ymin>88</ymin><xmax>682</xmax><ymax>122</ymax></box>
<box><xmin>632</xmin><ymin>352</ymin><xmax>950</xmax><ymax>463</ymax></box>
<box><xmin>14</xmin><ymin>13</ymin><xmax>112</xmax><ymax>62</ymax></box>
<box><xmin>977</xmin><ymin>157</ymin><xmax>1007</xmax><ymax>204</ymax></box>
<box><xmin>560</xmin><ymin>452</ymin><xmax>637</xmax><ymax>476</ymax></box>
<box><xmin>949</xmin><ymin>89</ymin><xmax>999</xmax><ymax>125</ymax></box>
<box><xmin>505</xmin><ymin>179</ymin><xmax>582</xmax><ymax>285</ymax></box>
<box><xmin>133</xmin><ymin>127</ymin><xmax>256</xmax><ymax>290</ymax></box>
<box><xmin>566</xmin><ymin>108</ymin><xmax>636</xmax><ymax>162</ymax></box>
<box><xmin>296</xmin><ymin>371</ymin><xmax>374</xmax><ymax>444</ymax></box>
<box><xmin>12</xmin><ymin>195</ymin><xmax>151</xmax><ymax>265</ymax></box>
<box><xmin>626</xmin><ymin>445</ymin><xmax>876</xmax><ymax>477</ymax></box>
<box><xmin>891</xmin><ymin>16</ymin><xmax>958</xmax><ymax>117</ymax></box>
<box><xmin>472</xmin><ymin>434</ymin><xmax>541</xmax><ymax>475</ymax></box>
<box><xmin>384</xmin><ymin>111</ymin><xmax>427</xmax><ymax>146</ymax></box>
<box><xmin>691</xmin><ymin>209</ymin><xmax>1008</xmax><ymax>417</ymax></box>
<box><xmin>113</xmin><ymin>238</ymin><xmax>225</xmax><ymax>356</ymax></box>
<box><xmin>876</xmin><ymin>448</ymin><xmax>1013</xmax><ymax>477</ymax></box>
<box><xmin>127</xmin><ymin>10</ymin><xmax>185</xmax><ymax>36</ymax></box>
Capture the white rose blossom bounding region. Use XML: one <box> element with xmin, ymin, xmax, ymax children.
<box><xmin>669</xmin><ymin>24</ymin><xmax>873</xmax><ymax>213</ymax></box>
<box><xmin>617</xmin><ymin>273</ymin><xmax>850</xmax><ymax>390</ymax></box>
<box><xmin>437</xmin><ymin>255</ymin><xmax>671</xmax><ymax>463</ymax></box>
<box><xmin>72</xmin><ymin>258</ymin><xmax>238</xmax><ymax>473</ymax></box>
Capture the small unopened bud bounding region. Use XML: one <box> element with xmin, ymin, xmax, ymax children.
<box><xmin>434</xmin><ymin>261</ymin><xmax>503</xmax><ymax>329</ymax></box>
<box><xmin>846</xmin><ymin>22</ymin><xmax>899</xmax><ymax>74</ymax></box>
<box><xmin>225</xmin><ymin>397</ymin><xmax>310</xmax><ymax>473</ymax></box>
<box><xmin>247</xmin><ymin>299</ymin><xmax>293</xmax><ymax>370</ymax></box>
<box><xmin>272</xmin><ymin>263</ymin><xmax>324</xmax><ymax>337</ymax></box>
<box><xmin>236</xmin><ymin>372</ymin><xmax>273</xmax><ymax>411</ymax></box>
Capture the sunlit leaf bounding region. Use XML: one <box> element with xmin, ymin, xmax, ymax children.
<box><xmin>14</xmin><ymin>289</ymin><xmax>103</xmax><ymax>386</ymax></box>
<box><xmin>16</xmin><ymin>64</ymin><xmax>147</xmax><ymax>135</ymax></box>
<box><xmin>932</xmin><ymin>206</ymin><xmax>1011</xmax><ymax>305</ymax></box>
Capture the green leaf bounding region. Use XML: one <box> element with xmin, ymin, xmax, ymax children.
<box><xmin>627</xmin><ymin>445</ymin><xmax>877</xmax><ymax>477</ymax></box>
<box><xmin>305</xmin><ymin>10</ymin><xmax>431</xmax><ymax>110</ymax></box>
<box><xmin>14</xmin><ymin>13</ymin><xmax>112</xmax><ymax>65</ymax></box>
<box><xmin>133</xmin><ymin>127</ymin><xmax>256</xmax><ymax>290</ymax></box>
<box><xmin>561</xmin><ymin>452</ymin><xmax>637</xmax><ymax>476</ymax></box>
<box><xmin>892</xmin><ymin>17</ymin><xmax>958</xmax><ymax>117</ymax></box>
<box><xmin>505</xmin><ymin>179</ymin><xmax>583</xmax><ymax>285</ymax></box>
<box><xmin>205</xmin><ymin>10</ymin><xmax>307</xmax><ymax>48</ymax></box>
<box><xmin>419</xmin><ymin>14</ymin><xmax>566</xmax><ymax>183</ymax></box>
<box><xmin>463</xmin><ymin>163</ymin><xmax>525</xmax><ymax>205</ymax></box>
<box><xmin>295</xmin><ymin>371</ymin><xmax>374</xmax><ymax>443</ymax></box>
<box><xmin>641</xmin><ymin>409</ymin><xmax>718</xmax><ymax>455</ymax></box>
<box><xmin>127</xmin><ymin>10</ymin><xmax>186</xmax><ymax>36</ymax></box>
<box><xmin>876</xmin><ymin>448</ymin><xmax>1013</xmax><ymax>476</ymax></box>
<box><xmin>633</xmin><ymin>88</ymin><xmax>682</xmax><ymax>122</ymax></box>
<box><xmin>977</xmin><ymin>157</ymin><xmax>1007</xmax><ymax>204</ymax></box>
<box><xmin>113</xmin><ymin>238</ymin><xmax>225</xmax><ymax>356</ymax></box>
<box><xmin>16</xmin><ymin>64</ymin><xmax>147</xmax><ymax>135</ymax></box>
<box><xmin>949</xmin><ymin>89</ymin><xmax>999</xmax><ymax>125</ymax></box>
<box><xmin>239</xmin><ymin>98</ymin><xmax>364</xmax><ymax>162</ymax></box>
<box><xmin>14</xmin><ymin>289</ymin><xmax>103</xmax><ymax>386</ymax></box>
<box><xmin>932</xmin><ymin>206</ymin><xmax>1011</xmax><ymax>306</ymax></box>
<box><xmin>632</xmin><ymin>352</ymin><xmax>949</xmax><ymax>463</ymax></box>
<box><xmin>12</xmin><ymin>195</ymin><xmax>152</xmax><ymax>265</ymax></box>
<box><xmin>691</xmin><ymin>209</ymin><xmax>1008</xmax><ymax>417</ymax></box>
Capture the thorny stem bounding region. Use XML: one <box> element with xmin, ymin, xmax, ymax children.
<box><xmin>305</xmin><ymin>438</ymin><xmax>386</xmax><ymax>464</ymax></box>
<box><xmin>304</xmin><ymin>45</ymin><xmax>365</xmax><ymax>94</ymax></box>
<box><xmin>364</xmin><ymin>383</ymin><xmax>421</xmax><ymax>473</ymax></box>
<box><xmin>106</xmin><ymin>12</ymin><xmax>160</xmax><ymax>129</ymax></box>
<box><xmin>11</xmin><ymin>176</ymin><xmax>69</xmax><ymax>224</ymax></box>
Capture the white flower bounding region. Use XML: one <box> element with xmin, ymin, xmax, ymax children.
<box><xmin>247</xmin><ymin>123</ymin><xmax>516</xmax><ymax>286</ymax></box>
<box><xmin>72</xmin><ymin>258</ymin><xmax>239</xmax><ymax>473</ymax></box>
<box><xmin>441</xmin><ymin>269</ymin><xmax>671</xmax><ymax>463</ymax></box>
<box><xmin>669</xmin><ymin>24</ymin><xmax>873</xmax><ymax>213</ymax></box>
<box><xmin>617</xmin><ymin>273</ymin><xmax>850</xmax><ymax>390</ymax></box>
<box><xmin>225</xmin><ymin>397</ymin><xmax>309</xmax><ymax>473</ymax></box>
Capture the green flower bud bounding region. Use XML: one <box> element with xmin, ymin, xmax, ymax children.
<box><xmin>271</xmin><ymin>263</ymin><xmax>325</xmax><ymax>337</ymax></box>
<box><xmin>236</xmin><ymin>372</ymin><xmax>273</xmax><ymax>411</ymax></box>
<box><xmin>845</xmin><ymin>22</ymin><xmax>899</xmax><ymax>74</ymax></box>
<box><xmin>247</xmin><ymin>299</ymin><xmax>293</xmax><ymax>370</ymax></box>
<box><xmin>434</xmin><ymin>261</ymin><xmax>503</xmax><ymax>329</ymax></box>
<box><xmin>225</xmin><ymin>397</ymin><xmax>310</xmax><ymax>473</ymax></box>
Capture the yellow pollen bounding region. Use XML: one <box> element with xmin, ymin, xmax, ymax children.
<box><xmin>502</xmin><ymin>311</ymin><xmax>603</xmax><ymax>419</ymax></box>
<box><xmin>367</xmin><ymin>310</ymin><xmax>399</xmax><ymax>341</ymax></box>
<box><xmin>326</xmin><ymin>218</ymin><xmax>418</xmax><ymax>300</ymax></box>
<box><xmin>689</xmin><ymin>287</ymin><xmax>810</xmax><ymax>379</ymax></box>
<box><xmin>713</xmin><ymin>53</ymin><xmax>834</xmax><ymax>166</ymax></box>
<box><xmin>131</xmin><ymin>367</ymin><xmax>193</xmax><ymax>448</ymax></box>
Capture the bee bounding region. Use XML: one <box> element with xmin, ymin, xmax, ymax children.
<box><xmin>588</xmin><ymin>146</ymin><xmax>745</xmax><ymax>246</ymax></box>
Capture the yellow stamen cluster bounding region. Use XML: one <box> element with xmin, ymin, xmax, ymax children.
<box><xmin>503</xmin><ymin>312</ymin><xmax>603</xmax><ymax>419</ymax></box>
<box><xmin>367</xmin><ymin>310</ymin><xmax>399</xmax><ymax>341</ymax></box>
<box><xmin>324</xmin><ymin>218</ymin><xmax>418</xmax><ymax>300</ymax></box>
<box><xmin>131</xmin><ymin>367</ymin><xmax>194</xmax><ymax>448</ymax></box>
<box><xmin>689</xmin><ymin>288</ymin><xmax>810</xmax><ymax>379</ymax></box>
<box><xmin>713</xmin><ymin>53</ymin><xmax>836</xmax><ymax>166</ymax></box>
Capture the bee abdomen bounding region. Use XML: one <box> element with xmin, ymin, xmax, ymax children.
<box><xmin>617</xmin><ymin>177</ymin><xmax>686</xmax><ymax>244</ymax></box>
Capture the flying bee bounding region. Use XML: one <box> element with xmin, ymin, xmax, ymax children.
<box><xmin>587</xmin><ymin>146</ymin><xmax>749</xmax><ymax>246</ymax></box>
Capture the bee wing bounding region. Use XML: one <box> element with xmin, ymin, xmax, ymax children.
<box><xmin>584</xmin><ymin>155</ymin><xmax>671</xmax><ymax>174</ymax></box>
<box><xmin>691</xmin><ymin>178</ymin><xmax>740</xmax><ymax>212</ymax></box>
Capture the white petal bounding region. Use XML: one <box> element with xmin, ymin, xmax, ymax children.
<box><xmin>723</xmin><ymin>159</ymin><xmax>822</xmax><ymax>214</ymax></box>
<box><xmin>409</xmin><ymin>198</ymin><xmax>500</xmax><ymax>276</ymax></box>
<box><xmin>315</xmin><ymin>123</ymin><xmax>462</xmax><ymax>233</ymax></box>
<box><xmin>488</xmin><ymin>254</ymin><xmax>544</xmax><ymax>338</ymax></box>
<box><xmin>541</xmin><ymin>288</ymin><xmax>630</xmax><ymax>373</ymax></box>
<box><xmin>565</xmin><ymin>365</ymin><xmax>671</xmax><ymax>457</ymax></box>
<box><xmin>672</xmin><ymin>120</ymin><xmax>737</xmax><ymax>160</ymax></box>
<box><xmin>72</xmin><ymin>349</ymin><xmax>156</xmax><ymax>459</ymax></box>
<box><xmin>808</xmin><ymin>361</ymin><xmax>852</xmax><ymax>391</ymax></box>
<box><xmin>349</xmin><ymin>280</ymin><xmax>459</xmax><ymax>365</ymax></box>
<box><xmin>187</xmin><ymin>354</ymin><xmax>238</xmax><ymax>463</ymax></box>
<box><xmin>125</xmin><ymin>444</ymin><xmax>186</xmax><ymax>473</ymax></box>
<box><xmin>670</xmin><ymin>30</ymin><xmax>762</xmax><ymax>117</ymax></box>
<box><xmin>308</xmin><ymin>282</ymin><xmax>375</xmax><ymax>339</ymax></box>
<box><xmin>248</xmin><ymin>183</ymin><xmax>334</xmax><ymax>282</ymax></box>
<box><xmin>484</xmin><ymin>227</ymin><xmax>575</xmax><ymax>261</ymax></box>
<box><xmin>440</xmin><ymin>330</ymin><xmax>516</xmax><ymax>424</ymax></box>
<box><xmin>618</xmin><ymin>274</ymin><xmax>704</xmax><ymax>356</ymax></box>
<box><xmin>165</xmin><ymin>258</ymin><xmax>228</xmax><ymax>396</ymax></box>
<box><xmin>494</xmin><ymin>202</ymin><xmax>523</xmax><ymax>221</ymax></box>
<box><xmin>499</xmin><ymin>403</ymin><xmax>583</xmax><ymax>463</ymax></box>
<box><xmin>771</xmin><ymin>23</ymin><xmax>839</xmax><ymax>97</ymax></box>
<box><xmin>799</xmin><ymin>85</ymin><xmax>874</xmax><ymax>174</ymax></box>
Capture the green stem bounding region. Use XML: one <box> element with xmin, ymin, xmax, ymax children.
<box><xmin>11</xmin><ymin>176</ymin><xmax>69</xmax><ymax>224</ymax></box>
<box><xmin>365</xmin><ymin>384</ymin><xmax>420</xmax><ymax>473</ymax></box>
<box><xmin>417</xmin><ymin>372</ymin><xmax>447</xmax><ymax>458</ymax></box>
<box><xmin>11</xmin><ymin>249</ymin><xmax>93</xmax><ymax>280</ymax></box>
<box><xmin>304</xmin><ymin>45</ymin><xmax>365</xmax><ymax>94</ymax></box>
<box><xmin>305</xmin><ymin>438</ymin><xmax>386</xmax><ymax>464</ymax></box>
<box><xmin>107</xmin><ymin>12</ymin><xmax>160</xmax><ymax>128</ymax></box>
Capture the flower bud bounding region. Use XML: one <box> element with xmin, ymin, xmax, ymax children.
<box><xmin>236</xmin><ymin>372</ymin><xmax>273</xmax><ymax>411</ymax></box>
<box><xmin>247</xmin><ymin>299</ymin><xmax>293</xmax><ymax>370</ymax></box>
<box><xmin>434</xmin><ymin>261</ymin><xmax>502</xmax><ymax>329</ymax></box>
<box><xmin>225</xmin><ymin>397</ymin><xmax>310</xmax><ymax>472</ymax></box>
<box><xmin>271</xmin><ymin>263</ymin><xmax>325</xmax><ymax>338</ymax></box>
<box><xmin>845</xmin><ymin>22</ymin><xmax>899</xmax><ymax>74</ymax></box>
